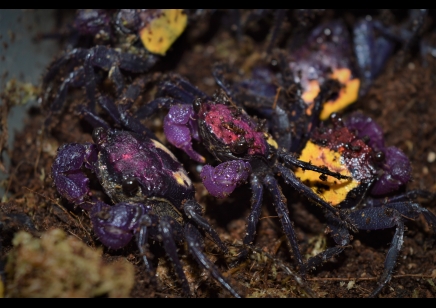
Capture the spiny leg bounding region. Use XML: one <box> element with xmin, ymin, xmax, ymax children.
<box><xmin>370</xmin><ymin>222</ymin><xmax>405</xmax><ymax>298</ymax></box>
<box><xmin>117</xmin><ymin>75</ymin><xmax>156</xmax><ymax>110</ymax></box>
<box><xmin>118</xmin><ymin>51</ymin><xmax>160</xmax><ymax>73</ymax></box>
<box><xmin>80</xmin><ymin>94</ymin><xmax>157</xmax><ymax>139</ymax></box>
<box><xmin>49</xmin><ymin>67</ymin><xmax>86</xmax><ymax>113</ymax></box>
<box><xmin>184</xmin><ymin>223</ymin><xmax>242</xmax><ymax>298</ymax></box>
<box><xmin>136</xmin><ymin>75</ymin><xmax>206</xmax><ymax>119</ymax></box>
<box><xmin>43</xmin><ymin>48</ymin><xmax>89</xmax><ymax>85</ymax></box>
<box><xmin>262</xmin><ymin>174</ymin><xmax>305</xmax><ymax>275</ymax></box>
<box><xmin>367</xmin><ymin>189</ymin><xmax>434</xmax><ymax>205</ymax></box>
<box><xmin>366</xmin><ymin>190</ymin><xmax>436</xmax><ymax>233</ymax></box>
<box><xmin>81</xmin><ymin>47</ymin><xmax>159</xmax><ymax>100</ymax></box>
<box><xmin>305</xmin><ymin>211</ymin><xmax>351</xmax><ymax>271</ymax></box>
<box><xmin>134</xmin><ymin>216</ymin><xmax>161</xmax><ymax>290</ymax></box>
<box><xmin>212</xmin><ymin>63</ymin><xmax>236</xmax><ymax>97</ymax></box>
<box><xmin>156</xmin><ymin>76</ymin><xmax>208</xmax><ymax>103</ymax></box>
<box><xmin>158</xmin><ymin>216</ymin><xmax>191</xmax><ymax>296</ymax></box>
<box><xmin>348</xmin><ymin>207</ymin><xmax>405</xmax><ymax>298</ymax></box>
<box><xmin>136</xmin><ymin>97</ymin><xmax>180</xmax><ymax>119</ymax></box>
<box><xmin>274</xmin><ymin>163</ymin><xmax>356</xmax><ymax>231</ymax></box>
<box><xmin>277</xmin><ymin>149</ymin><xmax>351</xmax><ymax>180</ymax></box>
<box><xmin>44</xmin><ymin>67</ymin><xmax>89</xmax><ymax>129</ymax></box>
<box><xmin>134</xmin><ymin>216</ymin><xmax>155</xmax><ymax>273</ymax></box>
<box><xmin>79</xmin><ymin>104</ymin><xmax>111</xmax><ymax>130</ymax></box>
<box><xmin>183</xmin><ymin>200</ymin><xmax>229</xmax><ymax>254</ymax></box>
<box><xmin>232</xmin><ymin>174</ymin><xmax>264</xmax><ymax>265</ymax></box>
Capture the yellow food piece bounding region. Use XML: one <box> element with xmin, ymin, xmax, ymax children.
<box><xmin>139</xmin><ymin>9</ymin><xmax>188</xmax><ymax>56</ymax></box>
<box><xmin>295</xmin><ymin>141</ymin><xmax>359</xmax><ymax>207</ymax></box>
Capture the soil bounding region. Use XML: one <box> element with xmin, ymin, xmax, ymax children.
<box><xmin>1</xmin><ymin>9</ymin><xmax>436</xmax><ymax>298</ymax></box>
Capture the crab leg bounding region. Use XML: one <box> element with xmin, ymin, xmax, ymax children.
<box><xmin>135</xmin><ymin>222</ymin><xmax>154</xmax><ymax>273</ymax></box>
<box><xmin>184</xmin><ymin>223</ymin><xmax>242</xmax><ymax>298</ymax></box>
<box><xmin>275</xmin><ymin>163</ymin><xmax>356</xmax><ymax>231</ymax></box>
<box><xmin>183</xmin><ymin>200</ymin><xmax>229</xmax><ymax>254</ymax></box>
<box><xmin>262</xmin><ymin>174</ymin><xmax>305</xmax><ymax>275</ymax></box>
<box><xmin>80</xmin><ymin>95</ymin><xmax>157</xmax><ymax>139</ymax></box>
<box><xmin>305</xmin><ymin>211</ymin><xmax>351</xmax><ymax>271</ymax></box>
<box><xmin>348</xmin><ymin>207</ymin><xmax>405</xmax><ymax>298</ymax></box>
<box><xmin>50</xmin><ymin>67</ymin><xmax>86</xmax><ymax>112</ymax></box>
<box><xmin>159</xmin><ymin>216</ymin><xmax>191</xmax><ymax>296</ymax></box>
<box><xmin>278</xmin><ymin>149</ymin><xmax>351</xmax><ymax>181</ymax></box>
<box><xmin>232</xmin><ymin>174</ymin><xmax>264</xmax><ymax>265</ymax></box>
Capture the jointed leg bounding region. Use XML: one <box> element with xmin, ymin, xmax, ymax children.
<box><xmin>277</xmin><ymin>149</ymin><xmax>351</xmax><ymax>180</ymax></box>
<box><xmin>80</xmin><ymin>95</ymin><xmax>158</xmax><ymax>139</ymax></box>
<box><xmin>305</xmin><ymin>211</ymin><xmax>351</xmax><ymax>271</ymax></box>
<box><xmin>49</xmin><ymin>67</ymin><xmax>87</xmax><ymax>113</ymax></box>
<box><xmin>184</xmin><ymin>223</ymin><xmax>242</xmax><ymax>298</ymax></box>
<box><xmin>232</xmin><ymin>174</ymin><xmax>264</xmax><ymax>265</ymax></box>
<box><xmin>366</xmin><ymin>190</ymin><xmax>436</xmax><ymax>233</ymax></box>
<box><xmin>159</xmin><ymin>216</ymin><xmax>191</xmax><ymax>296</ymax></box>
<box><xmin>263</xmin><ymin>174</ymin><xmax>305</xmax><ymax>275</ymax></box>
<box><xmin>135</xmin><ymin>218</ymin><xmax>154</xmax><ymax>273</ymax></box>
<box><xmin>275</xmin><ymin>163</ymin><xmax>356</xmax><ymax>231</ymax></box>
<box><xmin>244</xmin><ymin>174</ymin><xmax>264</xmax><ymax>248</ymax></box>
<box><xmin>183</xmin><ymin>200</ymin><xmax>229</xmax><ymax>254</ymax></box>
<box><xmin>348</xmin><ymin>207</ymin><xmax>405</xmax><ymax>298</ymax></box>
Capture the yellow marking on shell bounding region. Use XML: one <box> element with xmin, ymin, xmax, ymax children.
<box><xmin>139</xmin><ymin>9</ymin><xmax>187</xmax><ymax>56</ymax></box>
<box><xmin>264</xmin><ymin>133</ymin><xmax>278</xmax><ymax>149</ymax></box>
<box><xmin>151</xmin><ymin>139</ymin><xmax>179</xmax><ymax>161</ymax></box>
<box><xmin>150</xmin><ymin>140</ymin><xmax>192</xmax><ymax>188</ymax></box>
<box><xmin>0</xmin><ymin>279</ymin><xmax>3</xmax><ymax>298</ymax></box>
<box><xmin>151</xmin><ymin>135</ymin><xmax>205</xmax><ymax>164</ymax></box>
<box><xmin>320</xmin><ymin>68</ymin><xmax>360</xmax><ymax>120</ymax></box>
<box><xmin>302</xmin><ymin>80</ymin><xmax>321</xmax><ymax>108</ymax></box>
<box><xmin>295</xmin><ymin>141</ymin><xmax>359</xmax><ymax>207</ymax></box>
<box><xmin>301</xmin><ymin>68</ymin><xmax>360</xmax><ymax>120</ymax></box>
<box><xmin>173</xmin><ymin>169</ymin><xmax>192</xmax><ymax>188</ymax></box>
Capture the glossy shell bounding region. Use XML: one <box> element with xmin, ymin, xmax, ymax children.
<box><xmin>94</xmin><ymin>129</ymin><xmax>194</xmax><ymax>207</ymax></box>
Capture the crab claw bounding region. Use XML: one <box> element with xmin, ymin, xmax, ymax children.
<box><xmin>90</xmin><ymin>201</ymin><xmax>148</xmax><ymax>250</ymax></box>
<box><xmin>371</xmin><ymin>146</ymin><xmax>412</xmax><ymax>196</ymax></box>
<box><xmin>51</xmin><ymin>143</ymin><xmax>98</xmax><ymax>204</ymax></box>
<box><xmin>164</xmin><ymin>104</ymin><xmax>205</xmax><ymax>163</ymax></box>
<box><xmin>200</xmin><ymin>161</ymin><xmax>251</xmax><ymax>198</ymax></box>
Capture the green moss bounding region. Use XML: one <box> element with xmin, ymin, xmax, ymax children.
<box><xmin>5</xmin><ymin>229</ymin><xmax>135</xmax><ymax>298</ymax></box>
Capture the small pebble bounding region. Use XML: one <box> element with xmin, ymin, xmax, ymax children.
<box><xmin>423</xmin><ymin>166</ymin><xmax>429</xmax><ymax>175</ymax></box>
<box><xmin>427</xmin><ymin>151</ymin><xmax>436</xmax><ymax>163</ymax></box>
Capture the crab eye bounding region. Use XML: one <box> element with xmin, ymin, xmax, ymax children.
<box><xmin>231</xmin><ymin>138</ymin><xmax>249</xmax><ymax>155</ymax></box>
<box><xmin>92</xmin><ymin>127</ymin><xmax>105</xmax><ymax>144</ymax></box>
<box><xmin>193</xmin><ymin>98</ymin><xmax>202</xmax><ymax>113</ymax></box>
<box><xmin>122</xmin><ymin>177</ymin><xmax>139</xmax><ymax>196</ymax></box>
<box><xmin>374</xmin><ymin>151</ymin><xmax>385</xmax><ymax>162</ymax></box>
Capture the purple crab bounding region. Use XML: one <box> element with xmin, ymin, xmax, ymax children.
<box><xmin>140</xmin><ymin>73</ymin><xmax>436</xmax><ymax>297</ymax></box>
<box><xmin>51</xmin><ymin>97</ymin><xmax>241</xmax><ymax>298</ymax></box>
<box><xmin>140</xmin><ymin>73</ymin><xmax>353</xmax><ymax>277</ymax></box>
<box><xmin>43</xmin><ymin>9</ymin><xmax>189</xmax><ymax>124</ymax></box>
<box><xmin>211</xmin><ymin>12</ymin><xmax>429</xmax><ymax>157</ymax></box>
<box><xmin>294</xmin><ymin>112</ymin><xmax>436</xmax><ymax>297</ymax></box>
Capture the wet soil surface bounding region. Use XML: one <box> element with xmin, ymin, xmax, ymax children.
<box><xmin>1</xmin><ymin>10</ymin><xmax>436</xmax><ymax>298</ymax></box>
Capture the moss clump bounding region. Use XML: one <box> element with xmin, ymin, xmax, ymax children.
<box><xmin>5</xmin><ymin>229</ymin><xmax>134</xmax><ymax>298</ymax></box>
